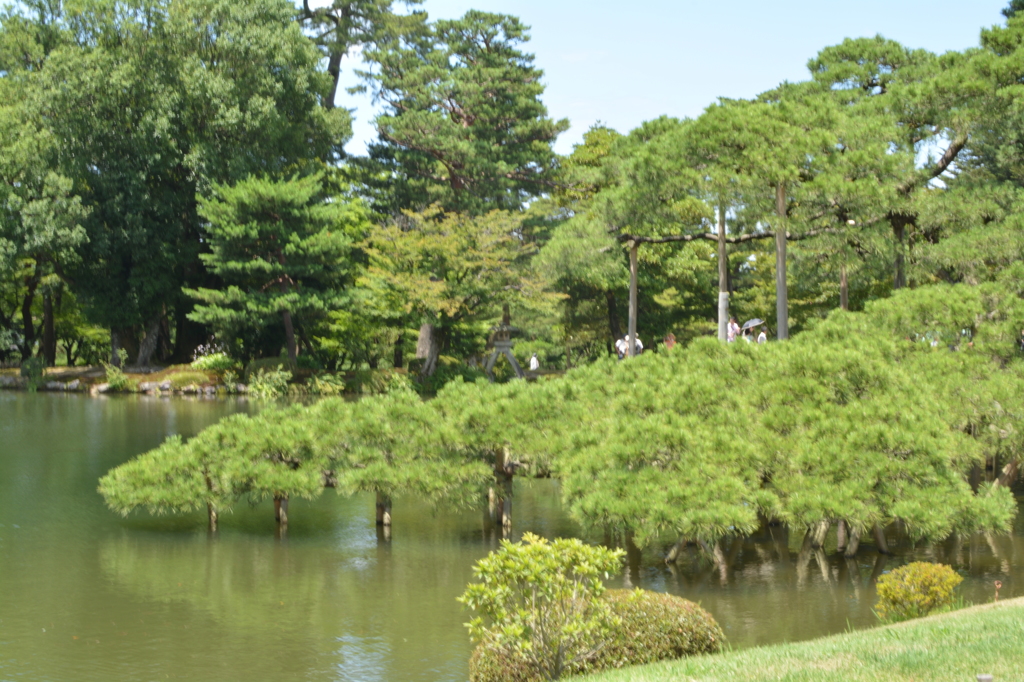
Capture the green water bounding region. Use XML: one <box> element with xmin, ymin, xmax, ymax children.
<box><xmin>1</xmin><ymin>392</ymin><xmax>1021</xmax><ymax>681</ymax></box>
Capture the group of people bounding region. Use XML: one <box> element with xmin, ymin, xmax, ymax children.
<box><xmin>727</xmin><ymin>317</ymin><xmax>767</xmax><ymax>344</ymax></box>
<box><xmin>614</xmin><ymin>335</ymin><xmax>644</xmax><ymax>359</ymax></box>
<box><xmin>615</xmin><ymin>317</ymin><xmax>767</xmax><ymax>360</ymax></box>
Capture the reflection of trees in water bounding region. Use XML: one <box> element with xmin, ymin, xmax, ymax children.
<box><xmin>624</xmin><ymin>523</ymin><xmax>1024</xmax><ymax>649</ymax></box>
<box><xmin>97</xmin><ymin>531</ymin><xmax>476</xmax><ymax>681</ymax></box>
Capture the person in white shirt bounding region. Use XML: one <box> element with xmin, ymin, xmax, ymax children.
<box><xmin>634</xmin><ymin>336</ymin><xmax>644</xmax><ymax>355</ymax></box>
<box><xmin>727</xmin><ymin>317</ymin><xmax>740</xmax><ymax>343</ymax></box>
<box><xmin>615</xmin><ymin>336</ymin><xmax>628</xmax><ymax>360</ymax></box>
<box><xmin>529</xmin><ymin>353</ymin><xmax>540</xmax><ymax>371</ymax></box>
<box><xmin>757</xmin><ymin>327</ymin><xmax>767</xmax><ymax>344</ymax></box>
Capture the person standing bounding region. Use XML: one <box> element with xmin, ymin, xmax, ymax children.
<box><xmin>727</xmin><ymin>317</ymin><xmax>740</xmax><ymax>343</ymax></box>
<box><xmin>634</xmin><ymin>336</ymin><xmax>644</xmax><ymax>355</ymax></box>
<box><xmin>615</xmin><ymin>336</ymin><xmax>628</xmax><ymax>360</ymax></box>
<box><xmin>664</xmin><ymin>333</ymin><xmax>676</xmax><ymax>350</ymax></box>
<box><xmin>757</xmin><ymin>327</ymin><xmax>767</xmax><ymax>344</ymax></box>
<box><xmin>529</xmin><ymin>353</ymin><xmax>540</xmax><ymax>371</ymax></box>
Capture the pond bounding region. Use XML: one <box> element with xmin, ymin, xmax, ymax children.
<box><xmin>1</xmin><ymin>392</ymin><xmax>1021</xmax><ymax>681</ymax></box>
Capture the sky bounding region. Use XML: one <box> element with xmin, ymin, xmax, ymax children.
<box><xmin>335</xmin><ymin>0</ymin><xmax>1011</xmax><ymax>156</ymax></box>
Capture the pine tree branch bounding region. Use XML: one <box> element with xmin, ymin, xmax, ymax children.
<box><xmin>616</xmin><ymin>226</ymin><xmax>841</xmax><ymax>246</ymax></box>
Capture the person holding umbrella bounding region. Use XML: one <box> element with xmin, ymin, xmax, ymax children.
<box><xmin>741</xmin><ymin>318</ymin><xmax>764</xmax><ymax>343</ymax></box>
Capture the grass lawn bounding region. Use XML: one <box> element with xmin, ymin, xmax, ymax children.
<box><xmin>584</xmin><ymin>597</ymin><xmax>1024</xmax><ymax>682</ymax></box>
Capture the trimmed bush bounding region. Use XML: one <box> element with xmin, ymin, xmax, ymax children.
<box><xmin>167</xmin><ymin>371</ymin><xmax>212</xmax><ymax>389</ymax></box>
<box><xmin>469</xmin><ymin>588</ymin><xmax>724</xmax><ymax>682</ymax></box>
<box><xmin>243</xmin><ymin>357</ymin><xmax>298</xmax><ymax>382</ymax></box>
<box><xmin>190</xmin><ymin>352</ymin><xmax>237</xmax><ymax>373</ymax></box>
<box><xmin>347</xmin><ymin>368</ymin><xmax>413</xmax><ymax>394</ymax></box>
<box><xmin>875</xmin><ymin>561</ymin><xmax>964</xmax><ymax>623</ymax></box>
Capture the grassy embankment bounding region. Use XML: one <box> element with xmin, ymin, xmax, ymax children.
<box><xmin>585</xmin><ymin>597</ymin><xmax>1024</xmax><ymax>682</ymax></box>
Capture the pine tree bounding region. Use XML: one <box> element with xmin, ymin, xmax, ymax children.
<box><xmin>187</xmin><ymin>174</ymin><xmax>368</xmax><ymax>361</ymax></box>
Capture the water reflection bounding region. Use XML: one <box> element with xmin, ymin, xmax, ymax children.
<box><xmin>0</xmin><ymin>393</ymin><xmax>1021</xmax><ymax>682</ymax></box>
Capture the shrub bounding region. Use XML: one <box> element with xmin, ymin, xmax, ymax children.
<box><xmin>459</xmin><ymin>533</ymin><xmax>625</xmax><ymax>681</ymax></box>
<box><xmin>167</xmin><ymin>371</ymin><xmax>211</xmax><ymax>389</ymax></box>
<box><xmin>20</xmin><ymin>356</ymin><xmax>45</xmax><ymax>391</ymax></box>
<box><xmin>416</xmin><ymin>361</ymin><xmax>487</xmax><ymax>393</ymax></box>
<box><xmin>306</xmin><ymin>372</ymin><xmax>347</xmax><ymax>396</ymax></box>
<box><xmin>875</xmin><ymin>561</ymin><xmax>963</xmax><ymax>623</ymax></box>
<box><xmin>244</xmin><ymin>357</ymin><xmax>298</xmax><ymax>382</ymax></box>
<box><xmin>190</xmin><ymin>352</ymin><xmax>237</xmax><ymax>373</ymax></box>
<box><xmin>347</xmin><ymin>368</ymin><xmax>414</xmax><ymax>394</ymax></box>
<box><xmin>248</xmin><ymin>366</ymin><xmax>292</xmax><ymax>399</ymax></box>
<box><xmin>102</xmin><ymin>349</ymin><xmax>135</xmax><ymax>392</ymax></box>
<box><xmin>469</xmin><ymin>589</ymin><xmax>724</xmax><ymax>682</ymax></box>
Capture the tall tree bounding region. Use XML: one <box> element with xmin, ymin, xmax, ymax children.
<box><xmin>187</xmin><ymin>174</ymin><xmax>367</xmax><ymax>362</ymax></box>
<box><xmin>359</xmin><ymin>207</ymin><xmax>550</xmax><ymax>376</ymax></box>
<box><xmin>32</xmin><ymin>0</ymin><xmax>350</xmax><ymax>364</ymax></box>
<box><xmin>360</xmin><ymin>10</ymin><xmax>569</xmax><ymax>214</ymax></box>
<box><xmin>808</xmin><ymin>36</ymin><xmax>974</xmax><ymax>290</ymax></box>
<box><xmin>0</xmin><ymin>18</ymin><xmax>87</xmax><ymax>365</ymax></box>
<box><xmin>297</xmin><ymin>0</ymin><xmax>425</xmax><ymax>111</ymax></box>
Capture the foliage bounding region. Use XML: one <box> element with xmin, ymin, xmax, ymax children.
<box><xmin>102</xmin><ymin>348</ymin><xmax>134</xmax><ymax>392</ymax></box>
<box><xmin>414</xmin><ymin>361</ymin><xmax>487</xmax><ymax>394</ymax></box>
<box><xmin>458</xmin><ymin>533</ymin><xmax>625</xmax><ymax>681</ymax></box>
<box><xmin>19</xmin><ymin>356</ymin><xmax>44</xmax><ymax>390</ymax></box>
<box><xmin>344</xmin><ymin>368</ymin><xmax>413</xmax><ymax>394</ymax></box>
<box><xmin>188</xmin><ymin>173</ymin><xmax>369</xmax><ymax>361</ymax></box>
<box><xmin>469</xmin><ymin>588</ymin><xmax>724</xmax><ymax>682</ymax></box>
<box><xmin>360</xmin><ymin>10</ymin><xmax>568</xmax><ymax>213</ymax></box>
<box><xmin>190</xmin><ymin>353</ymin><xmax>238</xmax><ymax>373</ymax></box>
<box><xmin>247</xmin><ymin>366</ymin><xmax>293</xmax><ymax>399</ymax></box>
<box><xmin>30</xmin><ymin>0</ymin><xmax>349</xmax><ymax>360</ymax></box>
<box><xmin>244</xmin><ymin>358</ymin><xmax>299</xmax><ymax>383</ymax></box>
<box><xmin>875</xmin><ymin>562</ymin><xmax>964</xmax><ymax>623</ymax></box>
<box><xmin>100</xmin><ymin>278</ymin><xmax>1021</xmax><ymax>551</ymax></box>
<box><xmin>306</xmin><ymin>372</ymin><xmax>348</xmax><ymax>396</ymax></box>
<box><xmin>166</xmin><ymin>371</ymin><xmax>211</xmax><ymax>389</ymax></box>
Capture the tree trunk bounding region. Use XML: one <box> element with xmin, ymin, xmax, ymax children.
<box><xmin>605</xmin><ymin>290</ymin><xmax>622</xmax><ymax>341</ymax></box>
<box><xmin>392</xmin><ymin>333</ymin><xmax>403</xmax><ymax>369</ymax></box>
<box><xmin>840</xmin><ymin>263</ymin><xmax>849</xmax><ymax>311</ymax></box>
<box><xmin>325</xmin><ymin>50</ymin><xmax>344</xmax><ymax>111</ymax></box>
<box><xmin>416</xmin><ymin>323</ymin><xmax>441</xmax><ymax>377</ymax></box>
<box><xmin>873</xmin><ymin>523</ymin><xmax>890</xmax><ymax>554</ymax></box>
<box><xmin>135</xmin><ymin>314</ymin><xmax>163</xmax><ymax>367</ymax></box>
<box><xmin>492</xmin><ymin>448</ymin><xmax>513</xmax><ymax>534</ymax></box>
<box><xmin>208</xmin><ymin>503</ymin><xmax>218</xmax><ymax>532</ymax></box>
<box><xmin>836</xmin><ymin>519</ymin><xmax>848</xmax><ymax>554</ymax></box>
<box><xmin>811</xmin><ymin>520</ymin><xmax>831</xmax><ymax>549</ymax></box>
<box><xmin>893</xmin><ymin>219</ymin><xmax>906</xmax><ymax>290</ymax></box>
<box><xmin>169</xmin><ymin>305</ymin><xmax>205</xmax><ymax>364</ymax></box>
<box><xmin>665</xmin><ymin>536</ymin><xmax>686</xmax><ymax>564</ymax></box>
<box><xmin>274</xmin><ymin>496</ymin><xmax>289</xmax><ymax>525</ymax></box>
<box><xmin>20</xmin><ymin>269</ymin><xmax>39</xmax><ymax>357</ymax></box>
<box><xmin>375</xmin><ymin>492</ymin><xmax>392</xmax><ymax>526</ymax></box>
<box><xmin>717</xmin><ymin>203</ymin><xmax>729</xmax><ymax>342</ymax></box>
<box><xmin>110</xmin><ymin>329</ymin><xmax>121</xmax><ymax>366</ymax></box>
<box><xmin>627</xmin><ymin>243</ymin><xmax>638</xmax><ymax>357</ymax></box>
<box><xmin>994</xmin><ymin>457</ymin><xmax>1020</xmax><ymax>489</ymax></box>
<box><xmin>775</xmin><ymin>183</ymin><xmax>789</xmax><ymax>340</ymax></box>
<box><xmin>42</xmin><ymin>291</ymin><xmax>56</xmax><ymax>366</ymax></box>
<box><xmin>282</xmin><ymin>309</ymin><xmax>297</xmax><ymax>363</ymax></box>
<box><xmin>843</xmin><ymin>525</ymin><xmax>861</xmax><ymax>558</ymax></box>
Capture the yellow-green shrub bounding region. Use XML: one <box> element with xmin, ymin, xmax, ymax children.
<box><xmin>243</xmin><ymin>357</ymin><xmax>298</xmax><ymax>382</ymax></box>
<box><xmin>875</xmin><ymin>562</ymin><xmax>963</xmax><ymax>622</ymax></box>
<box><xmin>468</xmin><ymin>588</ymin><xmax>724</xmax><ymax>682</ymax></box>
<box><xmin>167</xmin><ymin>371</ymin><xmax>211</xmax><ymax>389</ymax></box>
